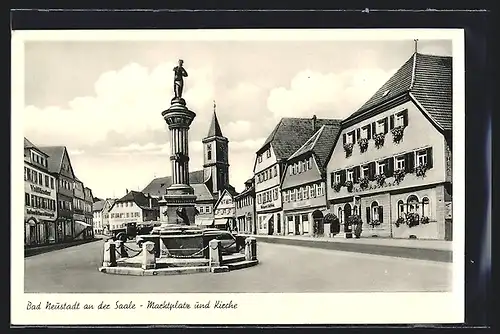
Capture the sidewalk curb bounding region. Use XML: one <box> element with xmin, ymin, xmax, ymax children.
<box><xmin>253</xmin><ymin>236</ymin><xmax>452</xmax><ymax>263</ymax></box>
<box><xmin>25</xmin><ymin>238</ymin><xmax>102</xmax><ymax>258</ymax></box>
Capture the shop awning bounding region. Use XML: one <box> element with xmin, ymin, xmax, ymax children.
<box><xmin>75</xmin><ymin>220</ymin><xmax>92</xmax><ymax>227</ymax></box>
<box><xmin>214</xmin><ymin>217</ymin><xmax>231</xmax><ymax>226</ymax></box>
<box><xmin>195</xmin><ymin>217</ymin><xmax>214</xmax><ymax>226</ymax></box>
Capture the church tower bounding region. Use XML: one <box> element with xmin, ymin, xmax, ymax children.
<box><xmin>202</xmin><ymin>101</ymin><xmax>230</xmax><ymax>194</ymax></box>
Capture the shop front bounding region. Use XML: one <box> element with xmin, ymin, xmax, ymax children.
<box><xmin>24</xmin><ymin>207</ymin><xmax>56</xmax><ymax>247</ymax></box>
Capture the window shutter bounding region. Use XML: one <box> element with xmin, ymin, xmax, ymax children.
<box><xmin>378</xmin><ymin>206</ymin><xmax>384</xmax><ymax>223</ymax></box>
<box><xmin>386</xmin><ymin>157</ymin><xmax>394</xmax><ymax>177</ymax></box>
<box><xmin>383</xmin><ymin>118</ymin><xmax>389</xmax><ymax>134</ymax></box>
<box><xmin>356</xmin><ymin>128</ymin><xmax>361</xmax><ymax>142</ymax></box>
<box><xmin>352</xmin><ymin>131</ymin><xmax>356</xmax><ymax>143</ymax></box>
<box><xmin>390</xmin><ymin>115</ymin><xmax>395</xmax><ymax>129</ymax></box>
<box><xmin>372</xmin><ymin>122</ymin><xmax>376</xmax><ymax>135</ymax></box>
<box><xmin>340</xmin><ymin>170</ymin><xmax>346</xmax><ymax>184</ymax></box>
<box><xmin>343</xmin><ymin>134</ymin><xmax>346</xmax><ymax>145</ymax></box>
<box><xmin>330</xmin><ymin>173</ymin><xmax>335</xmax><ymax>188</ymax></box>
<box><xmin>403</xmin><ymin>109</ymin><xmax>409</xmax><ymax>127</ymax></box>
<box><xmin>407</xmin><ymin>152</ymin><xmax>415</xmax><ymax>173</ymax></box>
<box><xmin>426</xmin><ymin>147</ymin><xmax>433</xmax><ymax>169</ymax></box>
<box><xmin>366</xmin><ymin>207</ymin><xmax>371</xmax><ymax>223</ymax></box>
<box><xmin>366</xmin><ymin>125</ymin><xmax>371</xmax><ymax>139</ymax></box>
<box><xmin>354</xmin><ymin>166</ymin><xmax>361</xmax><ymax>183</ymax></box>
<box><xmin>369</xmin><ymin>162</ymin><xmax>376</xmax><ymax>180</ymax></box>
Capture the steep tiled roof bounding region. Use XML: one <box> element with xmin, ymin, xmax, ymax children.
<box><xmin>343</xmin><ymin>53</ymin><xmax>452</xmax><ymax>131</ymax></box>
<box><xmin>288</xmin><ymin>123</ymin><xmax>341</xmax><ymax>173</ymax></box>
<box><xmin>93</xmin><ymin>200</ymin><xmax>105</xmax><ymax>212</ymax></box>
<box><xmin>191</xmin><ymin>183</ymin><xmax>215</xmax><ymax>201</ymax></box>
<box><xmin>115</xmin><ymin>190</ymin><xmax>159</xmax><ymax>210</ymax></box>
<box><xmin>206</xmin><ymin>112</ymin><xmax>224</xmax><ymax>138</ymax></box>
<box><xmin>141</xmin><ymin>170</ymin><xmax>206</xmax><ymax>196</ymax></box>
<box><xmin>260</xmin><ymin>117</ymin><xmax>341</xmax><ymax>160</ymax></box>
<box><xmin>24</xmin><ymin>138</ymin><xmax>36</xmax><ymax>149</ymax></box>
<box><xmin>38</xmin><ymin>146</ymin><xmax>66</xmax><ymax>174</ymax></box>
<box><xmin>234</xmin><ymin>185</ymin><xmax>254</xmax><ymax>200</ymax></box>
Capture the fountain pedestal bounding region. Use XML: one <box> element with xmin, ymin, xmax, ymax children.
<box><xmin>159</xmin><ymin>97</ymin><xmax>197</xmax><ymax>225</ymax></box>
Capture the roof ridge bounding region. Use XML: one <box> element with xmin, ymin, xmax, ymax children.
<box><xmin>409</xmin><ymin>52</ymin><xmax>417</xmax><ymax>90</ymax></box>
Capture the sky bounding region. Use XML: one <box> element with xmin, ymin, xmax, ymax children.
<box><xmin>23</xmin><ymin>38</ymin><xmax>452</xmax><ymax>199</ymax></box>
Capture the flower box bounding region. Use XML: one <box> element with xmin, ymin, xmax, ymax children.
<box><xmin>373</xmin><ymin>133</ymin><xmax>385</xmax><ymax>149</ymax></box>
<box><xmin>415</xmin><ymin>163</ymin><xmax>427</xmax><ymax>177</ymax></box>
<box><xmin>358</xmin><ymin>138</ymin><xmax>368</xmax><ymax>153</ymax></box>
<box><xmin>333</xmin><ymin>182</ymin><xmax>342</xmax><ymax>192</ymax></box>
<box><xmin>406</xmin><ymin>212</ymin><xmax>420</xmax><ymax>228</ymax></box>
<box><xmin>393</xmin><ymin>168</ymin><xmax>406</xmax><ymax>184</ymax></box>
<box><xmin>391</xmin><ymin>126</ymin><xmax>404</xmax><ymax>144</ymax></box>
<box><xmin>359</xmin><ymin>177</ymin><xmax>369</xmax><ymax>190</ymax></box>
<box><xmin>375</xmin><ymin>173</ymin><xmax>386</xmax><ymax>186</ymax></box>
<box><xmin>344</xmin><ymin>180</ymin><xmax>353</xmax><ymax>192</ymax></box>
<box><xmin>394</xmin><ymin>217</ymin><xmax>405</xmax><ymax>228</ymax></box>
<box><xmin>420</xmin><ymin>216</ymin><xmax>430</xmax><ymax>225</ymax></box>
<box><xmin>369</xmin><ymin>219</ymin><xmax>381</xmax><ymax>228</ymax></box>
<box><xmin>343</xmin><ymin>142</ymin><xmax>353</xmax><ymax>157</ymax></box>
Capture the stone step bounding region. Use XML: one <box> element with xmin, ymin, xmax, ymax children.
<box><xmin>222</xmin><ymin>253</ymin><xmax>246</xmax><ymax>265</ymax></box>
<box><xmin>100</xmin><ymin>266</ymin><xmax>210</xmax><ymax>276</ymax></box>
<box><xmin>157</xmin><ymin>258</ymin><xmax>210</xmax><ymax>268</ymax></box>
<box><xmin>226</xmin><ymin>260</ymin><xmax>259</xmax><ymax>271</ymax></box>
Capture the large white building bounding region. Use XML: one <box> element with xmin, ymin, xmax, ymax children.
<box><xmin>108</xmin><ymin>191</ymin><xmax>159</xmax><ymax>231</ymax></box>
<box><xmin>24</xmin><ymin>138</ymin><xmax>57</xmax><ymax>246</ymax></box>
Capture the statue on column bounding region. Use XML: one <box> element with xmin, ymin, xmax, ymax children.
<box><xmin>173</xmin><ymin>59</ymin><xmax>188</xmax><ymax>99</ymax></box>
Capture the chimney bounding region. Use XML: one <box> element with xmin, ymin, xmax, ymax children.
<box><xmin>312</xmin><ymin>115</ymin><xmax>317</xmax><ymax>131</ymax></box>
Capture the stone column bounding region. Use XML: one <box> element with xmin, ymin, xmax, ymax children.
<box><xmin>102</xmin><ymin>240</ymin><xmax>116</xmax><ymax>267</ymax></box>
<box><xmin>209</xmin><ymin>239</ymin><xmax>222</xmax><ymax>267</ymax></box>
<box><xmin>245</xmin><ymin>237</ymin><xmax>257</xmax><ymax>261</ymax></box>
<box><xmin>142</xmin><ymin>241</ymin><xmax>156</xmax><ymax>270</ymax></box>
<box><xmin>159</xmin><ymin>97</ymin><xmax>198</xmax><ymax>225</ymax></box>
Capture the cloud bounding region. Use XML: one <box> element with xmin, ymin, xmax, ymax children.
<box><xmin>267</xmin><ymin>67</ymin><xmax>398</xmax><ymax>121</ymax></box>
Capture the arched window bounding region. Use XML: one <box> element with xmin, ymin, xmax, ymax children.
<box><xmin>371</xmin><ymin>201</ymin><xmax>379</xmax><ymax>221</ymax></box>
<box><xmin>407</xmin><ymin>195</ymin><xmax>419</xmax><ymax>213</ymax></box>
<box><xmin>207</xmin><ymin>144</ymin><xmax>212</xmax><ymax>160</ymax></box>
<box><xmin>398</xmin><ymin>200</ymin><xmax>405</xmax><ymax>218</ymax></box>
<box><xmin>338</xmin><ymin>207</ymin><xmax>343</xmax><ymax>223</ymax></box>
<box><xmin>422</xmin><ymin>197</ymin><xmax>430</xmax><ymax>217</ymax></box>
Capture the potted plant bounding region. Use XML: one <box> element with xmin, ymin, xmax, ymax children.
<box><xmin>391</xmin><ymin>126</ymin><xmax>404</xmax><ymax>144</ymax></box>
<box><xmin>395</xmin><ymin>217</ymin><xmax>405</xmax><ymax>228</ymax></box>
<box><xmin>420</xmin><ymin>216</ymin><xmax>430</xmax><ymax>225</ymax></box>
<box><xmin>393</xmin><ymin>168</ymin><xmax>406</xmax><ymax>184</ymax></box>
<box><xmin>344</xmin><ymin>180</ymin><xmax>353</xmax><ymax>192</ymax></box>
<box><xmin>325</xmin><ymin>213</ymin><xmax>340</xmax><ymax>237</ymax></box>
<box><xmin>415</xmin><ymin>163</ymin><xmax>427</xmax><ymax>177</ymax></box>
<box><xmin>358</xmin><ymin>138</ymin><xmax>369</xmax><ymax>153</ymax></box>
<box><xmin>359</xmin><ymin>176</ymin><xmax>369</xmax><ymax>190</ymax></box>
<box><xmin>333</xmin><ymin>182</ymin><xmax>342</xmax><ymax>192</ymax></box>
<box><xmin>369</xmin><ymin>219</ymin><xmax>381</xmax><ymax>228</ymax></box>
<box><xmin>373</xmin><ymin>133</ymin><xmax>385</xmax><ymax>148</ymax></box>
<box><xmin>375</xmin><ymin>173</ymin><xmax>386</xmax><ymax>186</ymax></box>
<box><xmin>406</xmin><ymin>212</ymin><xmax>420</xmax><ymax>228</ymax></box>
<box><xmin>343</xmin><ymin>142</ymin><xmax>354</xmax><ymax>157</ymax></box>
<box><xmin>348</xmin><ymin>215</ymin><xmax>363</xmax><ymax>238</ymax></box>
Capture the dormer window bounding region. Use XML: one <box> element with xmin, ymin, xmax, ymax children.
<box><xmin>382</xmin><ymin>89</ymin><xmax>390</xmax><ymax>97</ymax></box>
<box><xmin>266</xmin><ymin>150</ymin><xmax>271</xmax><ymax>158</ymax></box>
<box><xmin>346</xmin><ymin>131</ymin><xmax>355</xmax><ymax>144</ymax></box>
<box><xmin>258</xmin><ymin>155</ymin><xmax>262</xmax><ymax>163</ymax></box>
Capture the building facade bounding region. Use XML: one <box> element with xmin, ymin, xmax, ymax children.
<box><xmin>282</xmin><ymin>123</ymin><xmax>341</xmax><ymax>236</ymax></box>
<box><xmin>254</xmin><ymin>116</ymin><xmax>341</xmax><ymax>235</ymax></box>
<box><xmin>72</xmin><ymin>178</ymin><xmax>90</xmax><ymax>239</ymax></box>
<box><xmin>84</xmin><ymin>187</ymin><xmax>94</xmax><ymax>239</ymax></box>
<box><xmin>234</xmin><ymin>178</ymin><xmax>256</xmax><ymax>234</ymax></box>
<box><xmin>39</xmin><ymin>145</ymin><xmax>76</xmax><ymax>243</ymax></box>
<box><xmin>108</xmin><ymin>191</ymin><xmax>159</xmax><ymax>231</ymax></box>
<box><xmin>326</xmin><ymin>52</ymin><xmax>453</xmax><ymax>240</ymax></box>
<box><xmin>213</xmin><ymin>189</ymin><xmax>237</xmax><ymax>230</ymax></box>
<box><xmin>93</xmin><ymin>198</ymin><xmax>115</xmax><ymax>235</ymax></box>
<box><xmin>24</xmin><ymin>139</ymin><xmax>57</xmax><ymax>246</ymax></box>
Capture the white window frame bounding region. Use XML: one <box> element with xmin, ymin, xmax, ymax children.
<box><xmin>309</xmin><ymin>185</ymin><xmax>315</xmax><ymax>198</ymax></box>
<box><xmin>377</xmin><ymin>161</ymin><xmax>385</xmax><ymax>175</ymax></box>
<box><xmin>302</xmin><ymin>187</ymin><xmax>308</xmax><ymax>200</ymax></box>
<box><xmin>199</xmin><ymin>206</ymin><xmax>204</xmax><ymax>214</ymax></box>
<box><xmin>308</xmin><ymin>157</ymin><xmax>312</xmax><ymax>169</ymax></box>
<box><xmin>346</xmin><ymin>131</ymin><xmax>355</xmax><ymax>144</ymax></box>
<box><xmin>289</xmin><ymin>166</ymin><xmax>293</xmax><ymax>176</ymax></box>
<box><xmin>266</xmin><ymin>150</ymin><xmax>271</xmax><ymax>158</ymax></box>
<box><xmin>416</xmin><ymin>150</ymin><xmax>428</xmax><ymax>167</ymax></box>
<box><xmin>284</xmin><ymin>191</ymin><xmax>289</xmax><ymax>203</ymax></box>
<box><xmin>335</xmin><ymin>172</ymin><xmax>341</xmax><ymax>183</ymax></box>
<box><xmin>395</xmin><ymin>156</ymin><xmax>405</xmax><ymax>170</ymax></box>
<box><xmin>258</xmin><ymin>155</ymin><xmax>262</xmax><ymax>163</ymax></box>
<box><xmin>347</xmin><ymin>169</ymin><xmax>354</xmax><ymax>182</ymax></box>
<box><xmin>361</xmin><ymin>126</ymin><xmax>368</xmax><ymax>139</ymax></box>
<box><xmin>376</xmin><ymin>119</ymin><xmax>385</xmax><ymax>134</ymax></box>
<box><xmin>297</xmin><ymin>187</ymin><xmax>303</xmax><ymax>201</ymax></box>
<box><xmin>362</xmin><ymin>165</ymin><xmax>370</xmax><ymax>178</ymax></box>
<box><xmin>395</xmin><ymin>112</ymin><xmax>405</xmax><ymax>127</ymax></box>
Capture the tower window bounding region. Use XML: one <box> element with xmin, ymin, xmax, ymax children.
<box><xmin>207</xmin><ymin>144</ymin><xmax>212</xmax><ymax>160</ymax></box>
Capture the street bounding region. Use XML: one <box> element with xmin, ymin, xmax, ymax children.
<box><xmin>24</xmin><ymin>240</ymin><xmax>452</xmax><ymax>293</ymax></box>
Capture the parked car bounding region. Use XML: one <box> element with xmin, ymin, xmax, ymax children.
<box><xmin>202</xmin><ymin>228</ymin><xmax>246</xmax><ymax>255</ymax></box>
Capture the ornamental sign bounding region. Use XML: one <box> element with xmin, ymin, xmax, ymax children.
<box><xmin>25</xmin><ymin>208</ymin><xmax>56</xmax><ymax>221</ymax></box>
<box><xmin>30</xmin><ymin>184</ymin><xmax>52</xmax><ymax>197</ymax></box>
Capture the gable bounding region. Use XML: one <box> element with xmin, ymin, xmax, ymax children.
<box><xmin>282</xmin><ymin>155</ymin><xmax>322</xmax><ymax>190</ymax></box>
<box><xmin>60</xmin><ymin>149</ymin><xmax>75</xmax><ymax>179</ymax></box>
<box><xmin>214</xmin><ymin>189</ymin><xmax>234</xmax><ymax>209</ymax></box>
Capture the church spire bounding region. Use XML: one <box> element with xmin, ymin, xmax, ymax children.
<box><xmin>206</xmin><ymin>100</ymin><xmax>223</xmax><ymax>138</ymax></box>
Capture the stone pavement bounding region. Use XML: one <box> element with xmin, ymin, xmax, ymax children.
<box><xmin>240</xmin><ymin>234</ymin><xmax>453</xmax><ymax>263</ymax></box>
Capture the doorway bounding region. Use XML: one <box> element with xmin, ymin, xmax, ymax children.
<box><xmin>312</xmin><ymin>210</ymin><xmax>324</xmax><ymax>236</ymax></box>
<box><xmin>344</xmin><ymin>203</ymin><xmax>352</xmax><ymax>233</ymax></box>
<box><xmin>276</xmin><ymin>213</ymin><xmax>281</xmax><ymax>235</ymax></box>
<box><xmin>294</xmin><ymin>216</ymin><xmax>300</xmax><ymax>235</ymax></box>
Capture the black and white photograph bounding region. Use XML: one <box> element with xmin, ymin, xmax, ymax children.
<box><xmin>12</xmin><ymin>28</ymin><xmax>465</xmax><ymax>325</ymax></box>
